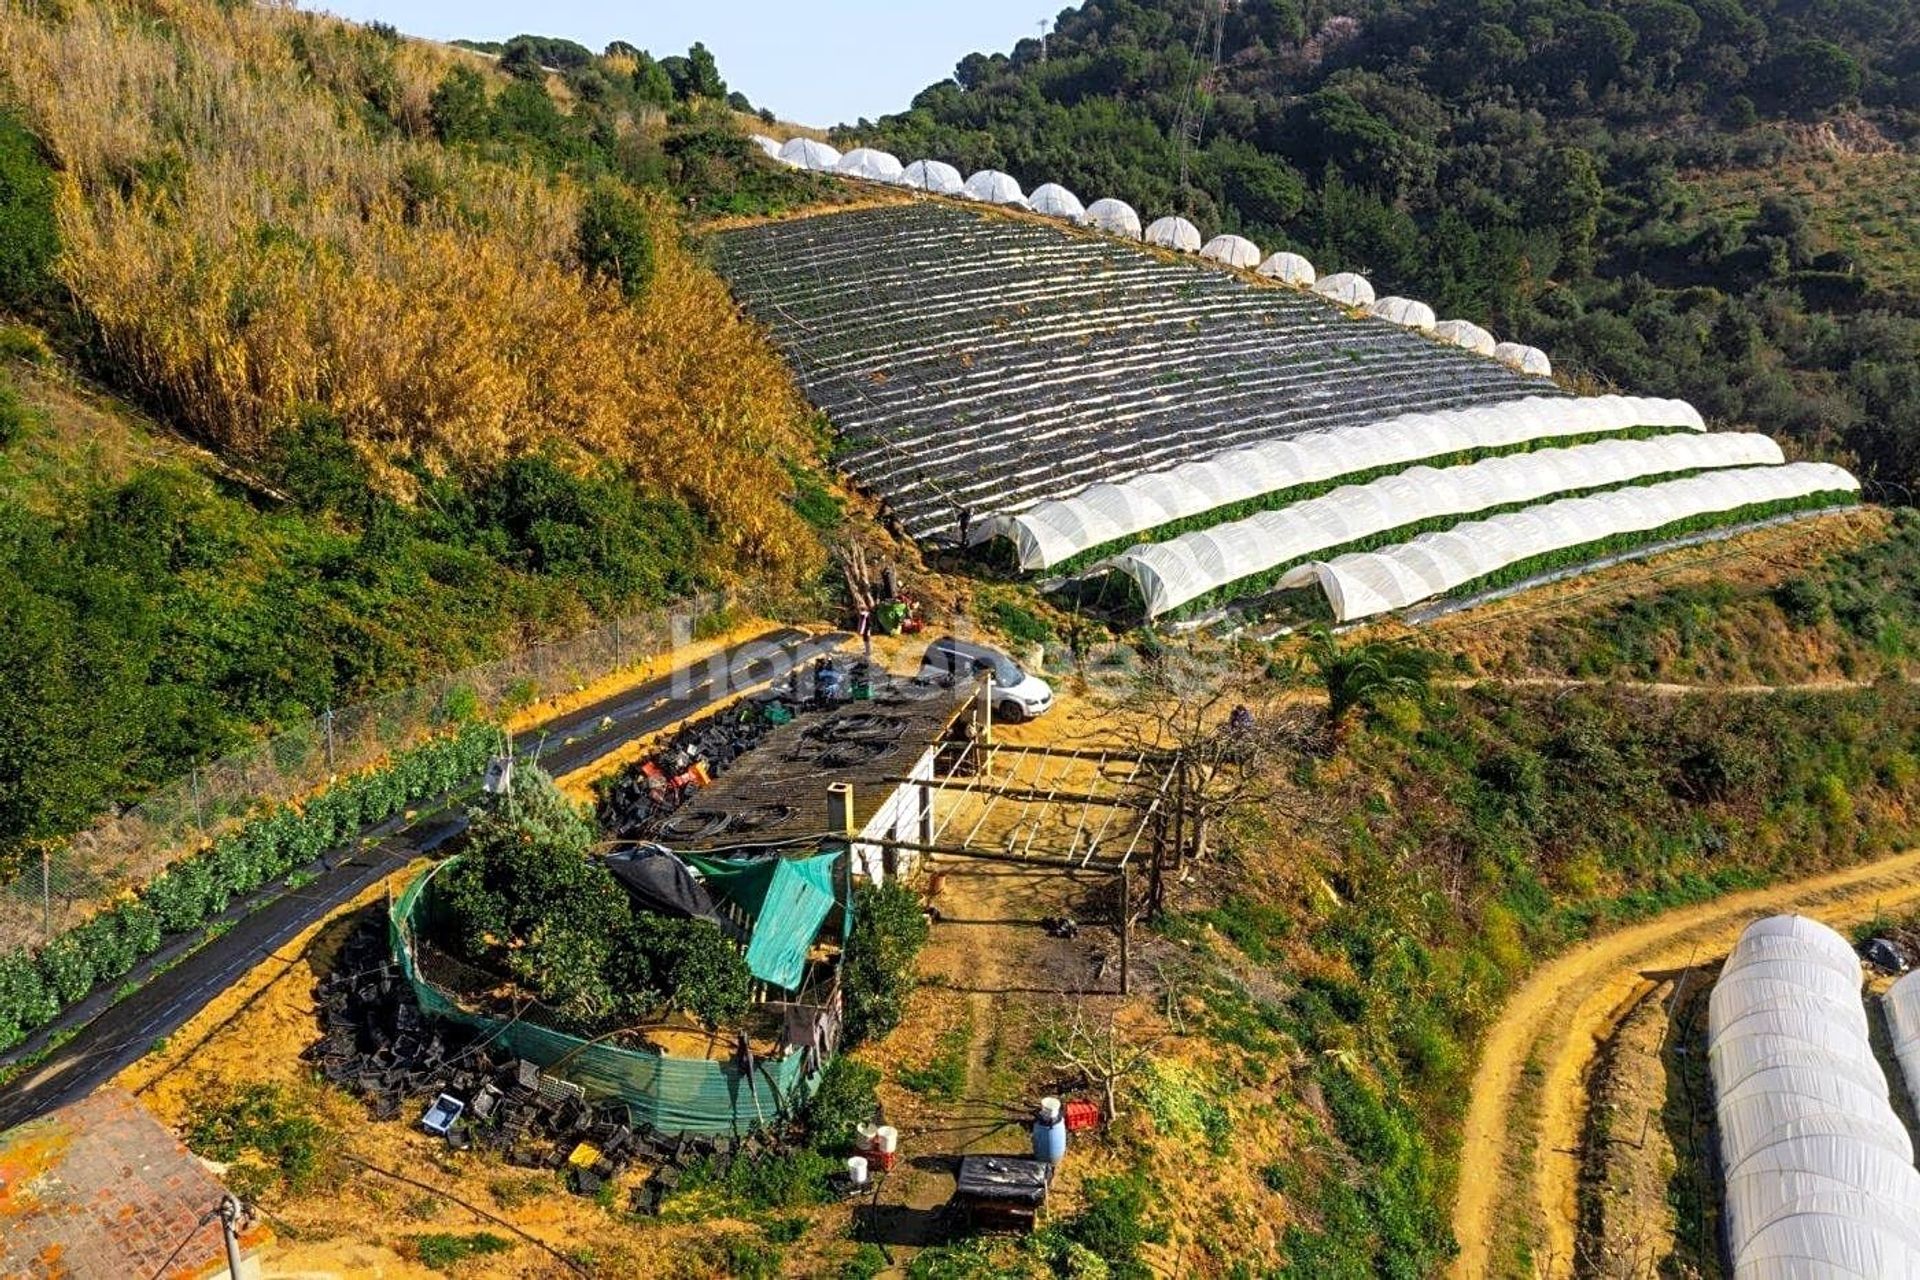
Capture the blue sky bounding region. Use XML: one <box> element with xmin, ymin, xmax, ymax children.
<box><xmin>305</xmin><ymin>1</ymin><xmax>1061</xmax><ymax>125</ymax></box>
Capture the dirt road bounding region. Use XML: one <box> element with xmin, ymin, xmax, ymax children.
<box><xmin>1451</xmin><ymin>848</ymin><xmax>1920</xmax><ymax>1279</ymax></box>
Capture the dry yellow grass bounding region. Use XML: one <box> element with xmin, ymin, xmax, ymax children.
<box><xmin>0</xmin><ymin>0</ymin><xmax>822</xmax><ymax>584</ymax></box>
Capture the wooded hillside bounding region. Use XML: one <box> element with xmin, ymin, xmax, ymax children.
<box><xmin>862</xmin><ymin>0</ymin><xmax>1920</xmax><ymax>496</ymax></box>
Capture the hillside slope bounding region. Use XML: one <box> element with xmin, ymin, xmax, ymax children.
<box><xmin>0</xmin><ymin>0</ymin><xmax>848</xmax><ymax>869</ymax></box>
<box><xmin>859</xmin><ymin>0</ymin><xmax>1920</xmax><ymax>498</ymax></box>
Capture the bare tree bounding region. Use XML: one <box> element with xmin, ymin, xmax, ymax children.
<box><xmin>1053</xmin><ymin>1000</ymin><xmax>1163</xmax><ymax>1120</ymax></box>
<box><xmin>1099</xmin><ymin>642</ymin><xmax>1314</xmax><ymax>915</ymax></box>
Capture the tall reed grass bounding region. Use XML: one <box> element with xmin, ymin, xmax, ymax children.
<box><xmin>0</xmin><ymin>0</ymin><xmax>819</xmax><ymax>581</ymax></box>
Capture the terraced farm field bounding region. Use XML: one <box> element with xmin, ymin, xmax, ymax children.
<box><xmin>711</xmin><ymin>199</ymin><xmax>1860</xmax><ymax>624</ymax></box>
<box><xmin>709</xmin><ymin>202</ymin><xmax>1554</xmax><ymax>543</ymax></box>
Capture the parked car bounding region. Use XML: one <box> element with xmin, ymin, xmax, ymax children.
<box><xmin>918</xmin><ymin>637</ymin><xmax>1054</xmax><ymax>722</ymax></box>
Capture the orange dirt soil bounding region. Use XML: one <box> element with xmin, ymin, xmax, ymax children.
<box><xmin>1452</xmin><ymin>847</ymin><xmax>1920</xmax><ymax>1279</ymax></box>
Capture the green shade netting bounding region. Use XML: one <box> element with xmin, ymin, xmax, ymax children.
<box><xmin>688</xmin><ymin>852</ymin><xmax>841</xmax><ymax>991</ymax></box>
<box><xmin>390</xmin><ymin>862</ymin><xmax>818</xmax><ymax>1137</ymax></box>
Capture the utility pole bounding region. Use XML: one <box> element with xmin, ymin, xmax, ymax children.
<box><xmin>219</xmin><ymin>1196</ymin><xmax>245</xmax><ymax>1278</ymax></box>
<box><xmin>1038</xmin><ymin>19</ymin><xmax>1050</xmax><ymax>61</ymax></box>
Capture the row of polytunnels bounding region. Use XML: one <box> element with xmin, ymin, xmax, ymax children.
<box><xmin>750</xmin><ymin>134</ymin><xmax>1553</xmax><ymax>378</ymax></box>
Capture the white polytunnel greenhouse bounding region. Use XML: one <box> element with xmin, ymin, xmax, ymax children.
<box><xmin>1706</xmin><ymin>916</ymin><xmax>1920</xmax><ymax>1280</ymax></box>
<box><xmin>1028</xmin><ymin>183</ymin><xmax>1086</xmax><ymax>221</ymax></box>
<box><xmin>1144</xmin><ymin>216</ymin><xmax>1202</xmax><ymax>251</ymax></box>
<box><xmin>749</xmin><ymin>134</ymin><xmax>782</xmax><ymax>159</ymax></box>
<box><xmin>1886</xmin><ymin>971</ymin><xmax>1920</xmax><ymax>1128</ymax></box>
<box><xmin>1256</xmin><ymin>251</ymin><xmax>1316</xmax><ymax>285</ymax></box>
<box><xmin>1083</xmin><ymin>197</ymin><xmax>1142</xmax><ymax>239</ymax></box>
<box><xmin>962</xmin><ymin>169</ymin><xmax>1027</xmax><ymax>206</ymax></box>
<box><xmin>1432</xmin><ymin>319</ymin><xmax>1497</xmax><ymax>356</ymax></box>
<box><xmin>777</xmin><ymin>137</ymin><xmax>841</xmax><ymax>171</ymax></box>
<box><xmin>1313</xmin><ymin>272</ymin><xmax>1376</xmax><ymax>307</ymax></box>
<box><xmin>975</xmin><ymin>394</ymin><xmax>1708</xmax><ymax>571</ymax></box>
<box><xmin>1200</xmin><ymin>234</ymin><xmax>1262</xmax><ymax>269</ymax></box>
<box><xmin>1368</xmin><ymin>296</ymin><xmax>1437</xmax><ymax>330</ymax></box>
<box><xmin>1276</xmin><ymin>461</ymin><xmax>1858</xmax><ymax>622</ymax></box>
<box><xmin>900</xmin><ymin>159</ymin><xmax>965</xmax><ymax>194</ymax></box>
<box><xmin>1106</xmin><ymin>432</ymin><xmax>1785</xmax><ymax>617</ymax></box>
<box><xmin>1495</xmin><ymin>341</ymin><xmax>1553</xmax><ymax>377</ymax></box>
<box><xmin>836</xmin><ymin>147</ymin><xmax>904</xmax><ymax>183</ymax></box>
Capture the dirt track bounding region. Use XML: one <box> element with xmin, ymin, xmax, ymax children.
<box><xmin>1451</xmin><ymin>848</ymin><xmax>1920</xmax><ymax>1279</ymax></box>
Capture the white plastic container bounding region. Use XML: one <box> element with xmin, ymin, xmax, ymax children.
<box><xmin>875</xmin><ymin>1124</ymin><xmax>899</xmax><ymax>1155</ymax></box>
<box><xmin>846</xmin><ymin>1155</ymin><xmax>870</xmax><ymax>1186</ymax></box>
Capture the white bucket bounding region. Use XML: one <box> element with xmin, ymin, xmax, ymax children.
<box><xmin>846</xmin><ymin>1155</ymin><xmax>869</xmax><ymax>1186</ymax></box>
<box><xmin>875</xmin><ymin>1125</ymin><xmax>899</xmax><ymax>1154</ymax></box>
<box><xmin>1038</xmin><ymin>1096</ymin><xmax>1062</xmax><ymax>1122</ymax></box>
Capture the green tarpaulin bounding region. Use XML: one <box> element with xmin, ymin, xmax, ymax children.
<box><xmin>688</xmin><ymin>852</ymin><xmax>841</xmax><ymax>991</ymax></box>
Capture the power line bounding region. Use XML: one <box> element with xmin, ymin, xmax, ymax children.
<box><xmin>147</xmin><ymin>1205</ymin><xmax>219</xmax><ymax>1280</ymax></box>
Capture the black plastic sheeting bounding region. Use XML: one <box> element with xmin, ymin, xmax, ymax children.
<box><xmin>954</xmin><ymin>1154</ymin><xmax>1051</xmax><ymax>1205</ymax></box>
<box><xmin>603</xmin><ymin>845</ymin><xmax>725</xmax><ymax>927</ymax></box>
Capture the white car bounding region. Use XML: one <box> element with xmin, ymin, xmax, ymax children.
<box><xmin>918</xmin><ymin>637</ymin><xmax>1053</xmax><ymax>722</ymax></box>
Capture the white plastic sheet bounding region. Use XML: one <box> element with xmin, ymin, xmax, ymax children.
<box><xmin>980</xmin><ymin>394</ymin><xmax>1709</xmax><ymax>570</ymax></box>
<box><xmin>1108</xmin><ymin>431</ymin><xmax>1783</xmax><ymax>616</ymax></box>
<box><xmin>1083</xmin><ymin>197</ymin><xmax>1142</xmax><ymax>239</ymax></box>
<box><xmin>1200</xmin><ymin>234</ymin><xmax>1261</xmax><ymax>269</ymax></box>
<box><xmin>1432</xmin><ymin>319</ymin><xmax>1497</xmax><ymax>355</ymax></box>
<box><xmin>748</xmin><ymin>134</ymin><xmax>782</xmax><ymax>159</ymax></box>
<box><xmin>777</xmin><ymin>137</ymin><xmax>841</xmax><ymax>171</ymax></box>
<box><xmin>1495</xmin><ymin>341</ymin><xmax>1553</xmax><ymax>377</ymax></box>
<box><xmin>1368</xmin><ymin>296</ymin><xmax>1437</xmax><ymax>330</ymax></box>
<box><xmin>1708</xmin><ymin>918</ymin><xmax>1920</xmax><ymax>1279</ymax></box>
<box><xmin>900</xmin><ymin>159</ymin><xmax>964</xmax><ymax>194</ymax></box>
<box><xmin>1144</xmin><ymin>216</ymin><xmax>1202</xmax><ymax>251</ymax></box>
<box><xmin>1279</xmin><ymin>462</ymin><xmax>1857</xmax><ymax>622</ymax></box>
<box><xmin>1256</xmin><ymin>252</ymin><xmax>1316</xmax><ymax>285</ymax></box>
<box><xmin>1314</xmin><ymin>272</ymin><xmax>1376</xmax><ymax>306</ymax></box>
<box><xmin>1028</xmin><ymin>183</ymin><xmax>1086</xmax><ymax>221</ymax></box>
<box><xmin>836</xmin><ymin>147</ymin><xmax>904</xmax><ymax>183</ymax></box>
<box><xmin>1886</xmin><ymin>972</ymin><xmax>1920</xmax><ymax>1159</ymax></box>
<box><xmin>962</xmin><ymin>170</ymin><xmax>1027</xmax><ymax>206</ymax></box>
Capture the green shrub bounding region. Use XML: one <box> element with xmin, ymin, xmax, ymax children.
<box><xmin>0</xmin><ymin>375</ymin><xmax>32</xmax><ymax>447</ymax></box>
<box><xmin>0</xmin><ymin>112</ymin><xmax>57</xmax><ymax>306</ymax></box>
<box><xmin>0</xmin><ymin>323</ymin><xmax>51</xmax><ymax>363</ymax></box>
<box><xmin>843</xmin><ymin>880</ymin><xmax>929</xmax><ymax>1046</ymax></box>
<box><xmin>0</xmin><ymin>952</ymin><xmax>57</xmax><ymax>1046</ymax></box>
<box><xmin>1039</xmin><ymin>1171</ymin><xmax>1166</xmax><ymax>1280</ymax></box>
<box><xmin>577</xmin><ymin>182</ymin><xmax>655</xmax><ymax>300</ymax></box>
<box><xmin>412</xmin><ymin>1232</ymin><xmax>511</xmax><ymax>1271</ymax></box>
<box><xmin>803</xmin><ymin>1057</ymin><xmax>880</xmax><ymax>1152</ymax></box>
<box><xmin>185</xmin><ymin>1083</ymin><xmax>337</xmax><ymax>1197</ymax></box>
<box><xmin>985</xmin><ymin>598</ymin><xmax>1054</xmax><ymax>648</ymax></box>
<box><xmin>677</xmin><ymin>1147</ymin><xmax>838</xmax><ymax>1211</ymax></box>
<box><xmin>441</xmin><ymin>772</ymin><xmax>752</xmax><ymax>1031</ymax></box>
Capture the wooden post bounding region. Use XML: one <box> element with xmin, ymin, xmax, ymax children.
<box><xmin>1117</xmin><ymin>865</ymin><xmax>1131</xmax><ymax>996</ymax></box>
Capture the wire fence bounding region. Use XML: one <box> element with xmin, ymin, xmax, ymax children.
<box><xmin>0</xmin><ymin>592</ymin><xmax>730</xmax><ymax>953</ymax></box>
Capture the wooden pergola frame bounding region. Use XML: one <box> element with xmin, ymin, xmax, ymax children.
<box><xmin>855</xmin><ymin>734</ymin><xmax>1194</xmax><ymax>995</ymax></box>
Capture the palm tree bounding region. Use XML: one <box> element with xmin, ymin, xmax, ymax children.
<box><xmin>1300</xmin><ymin>628</ymin><xmax>1438</xmax><ymax>739</ymax></box>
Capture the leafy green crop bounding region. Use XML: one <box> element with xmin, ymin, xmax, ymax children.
<box><xmin>0</xmin><ymin>723</ymin><xmax>497</xmax><ymax>1052</ymax></box>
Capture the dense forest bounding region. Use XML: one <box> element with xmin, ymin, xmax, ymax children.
<box><xmin>0</xmin><ymin>2</ymin><xmax>838</xmax><ymax>870</ymax></box>
<box><xmin>860</xmin><ymin>0</ymin><xmax>1920</xmax><ymax>498</ymax></box>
